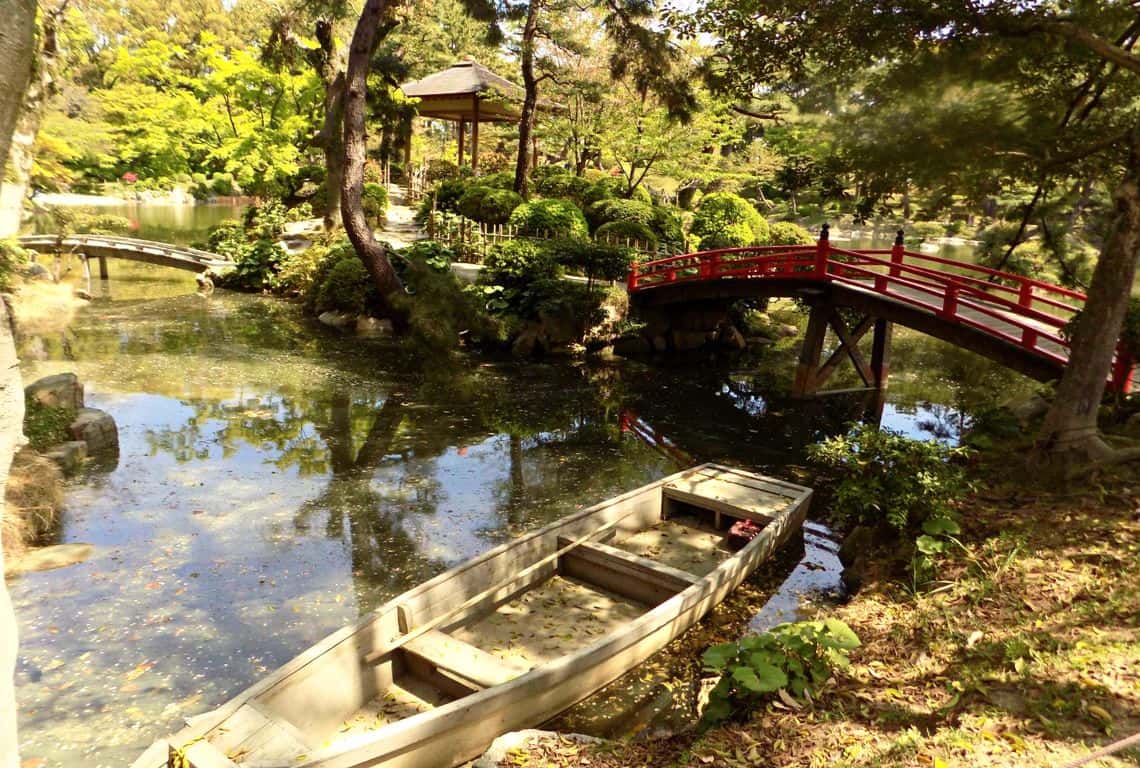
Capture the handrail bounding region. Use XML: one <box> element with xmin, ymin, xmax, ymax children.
<box><xmin>626</xmin><ymin>237</ymin><xmax>1132</xmax><ymax>392</ymax></box>
<box><xmin>18</xmin><ymin>233</ymin><xmax>231</xmax><ymax>263</ymax></box>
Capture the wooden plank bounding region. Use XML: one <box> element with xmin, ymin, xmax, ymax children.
<box><xmin>403</xmin><ymin>629</ymin><xmax>528</xmax><ymax>689</ymax></box>
<box><xmin>688</xmin><ymin>465</ymin><xmax>806</xmax><ymax>499</ymax></box>
<box><xmin>559</xmin><ymin>538</ymin><xmax>699</xmax><ymax>605</ymax></box>
<box><xmin>207</xmin><ymin>702</ymin><xmax>313</xmax><ymax>761</ymax></box>
<box><xmin>664</xmin><ymin>471</ymin><xmax>795</xmax><ymax>524</ymax></box>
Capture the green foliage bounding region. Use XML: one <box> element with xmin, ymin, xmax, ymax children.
<box><xmin>546</xmin><ymin>238</ymin><xmax>634</xmax><ymax>283</ymax></box>
<box><xmin>304</xmin><ymin>239</ymin><xmax>379</xmax><ymax>314</ymax></box>
<box><xmin>457</xmin><ymin>186</ymin><xmax>523</xmax><ymax>225</ymax></box>
<box><xmin>586</xmin><ymin>198</ymin><xmax>655</xmax><ymax>231</ymax></box>
<box><xmin>316</xmin><ymin>258</ymin><xmax>370</xmax><ymax>315</ymax></box>
<box><xmin>768</xmin><ymin>221</ymin><xmax>816</xmax><ymax>245</ymax></box>
<box><xmin>393</xmin><ymin>257</ymin><xmax>501</xmax><ymax>351</ymax></box>
<box><xmin>242</xmin><ymin>200</ymin><xmax>289</xmax><ymax>240</ymax></box>
<box><xmin>206</xmin><ymin>220</ymin><xmax>247</xmax><ymax>260</ymax></box>
<box><xmin>533</xmin><ymin>167</ymin><xmax>594</xmax><ymax>205</ymax></box>
<box><xmin>691</xmin><ymin>192</ymin><xmax>769</xmax><ymax>248</ymax></box>
<box><xmin>362</xmin><ymin>183</ymin><xmax>389</xmax><ymax>224</ymax></box>
<box><xmin>507</xmin><ymin>199</ymin><xmax>589</xmax><ymax>239</ymax></box>
<box><xmin>650</xmin><ymin>206</ymin><xmax>684</xmax><ymax>246</ymax></box>
<box><xmin>225</xmin><ymin>239</ymin><xmax>285</xmax><ymax>291</ymax></box>
<box><xmin>0</xmin><ymin>241</ymin><xmax>27</xmax><ymax>291</ymax></box>
<box><xmin>907</xmin><ymin>221</ymin><xmax>945</xmax><ymax>244</ymax></box>
<box><xmin>701</xmin><ymin>619</ymin><xmax>860</xmax><ymax>724</ymax></box>
<box><xmin>395</xmin><ymin>241</ymin><xmax>454</xmax><ymax>273</ymax></box>
<box><xmin>595</xmin><ymin>220</ymin><xmax>658</xmax><ymax>247</ymax></box>
<box><xmin>976</xmin><ymin>222</ymin><xmax>1048</xmax><ymax>278</ymax></box>
<box><xmin>24</xmin><ymin>396</ymin><xmax>76</xmax><ymax>452</ymax></box>
<box><xmin>808</xmin><ymin>423</ymin><xmax>971</xmax><ymax>535</ymax></box>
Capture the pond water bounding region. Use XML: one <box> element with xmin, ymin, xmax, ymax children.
<box><xmin>10</xmin><ymin>259</ymin><xmax>1034</xmax><ymax>766</ymax></box>
<box><xmin>30</xmin><ymin>202</ymin><xmax>248</xmax><ymax>246</ymax></box>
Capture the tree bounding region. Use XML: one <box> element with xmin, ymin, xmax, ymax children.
<box><xmin>0</xmin><ymin>1</ymin><xmax>34</xmax><ymax>760</ymax></box>
<box><xmin>679</xmin><ymin>0</ymin><xmax>1140</xmax><ymax>466</ymax></box>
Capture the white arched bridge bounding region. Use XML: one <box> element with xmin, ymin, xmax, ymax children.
<box><xmin>18</xmin><ymin>234</ymin><xmax>235</xmax><ymax>275</ymax></box>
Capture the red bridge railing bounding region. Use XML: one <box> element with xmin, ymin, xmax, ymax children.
<box><xmin>627</xmin><ymin>230</ymin><xmax>1133</xmax><ymax>392</ymax></box>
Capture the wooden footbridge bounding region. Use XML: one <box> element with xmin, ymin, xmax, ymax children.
<box><xmin>627</xmin><ymin>227</ymin><xmax>1134</xmax><ymax>395</ymax></box>
<box><xmin>18</xmin><ymin>234</ymin><xmax>234</xmax><ymax>276</ymax></box>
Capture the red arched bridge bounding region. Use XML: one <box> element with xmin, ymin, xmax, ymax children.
<box><xmin>627</xmin><ymin>229</ymin><xmax>1134</xmax><ymax>395</ymax></box>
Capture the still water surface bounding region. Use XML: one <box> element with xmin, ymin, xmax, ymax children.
<box><xmin>12</xmin><ymin>251</ymin><xmax>1030</xmax><ymax>765</ymax></box>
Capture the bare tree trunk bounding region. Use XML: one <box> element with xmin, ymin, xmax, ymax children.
<box><xmin>313</xmin><ymin>20</ymin><xmax>346</xmax><ymax>231</ymax></box>
<box><xmin>341</xmin><ymin>0</ymin><xmax>407</xmax><ymax>327</ymax></box>
<box><xmin>0</xmin><ymin>297</ymin><xmax>25</xmax><ymax>768</ymax></box>
<box><xmin>1033</xmin><ymin>131</ymin><xmax>1140</xmax><ymax>467</ymax></box>
<box><xmin>0</xmin><ymin>0</ymin><xmax>37</xmax><ymax>238</ymax></box>
<box><xmin>513</xmin><ymin>0</ymin><xmax>541</xmax><ymax>198</ymax></box>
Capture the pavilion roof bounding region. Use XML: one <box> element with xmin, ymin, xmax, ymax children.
<box><xmin>400</xmin><ymin>60</ymin><xmax>561</xmax><ymax>123</ymax></box>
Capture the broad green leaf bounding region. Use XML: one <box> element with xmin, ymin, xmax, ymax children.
<box><xmin>823</xmin><ymin>618</ymin><xmax>861</xmax><ymax>649</ymax></box>
<box><xmin>702</xmin><ymin>643</ymin><xmax>738</xmax><ymax>671</ymax></box>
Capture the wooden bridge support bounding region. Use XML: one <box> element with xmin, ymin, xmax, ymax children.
<box><xmin>98</xmin><ymin>254</ymin><xmax>108</xmax><ymax>280</ymax></box>
<box><xmin>792</xmin><ymin>303</ymin><xmax>893</xmax><ymax>397</ymax></box>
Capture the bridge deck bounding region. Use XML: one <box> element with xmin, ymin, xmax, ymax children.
<box><xmin>18</xmin><ymin>234</ymin><xmax>234</xmax><ymax>274</ymax></box>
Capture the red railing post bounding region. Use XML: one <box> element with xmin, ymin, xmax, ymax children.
<box><xmin>941</xmin><ymin>285</ymin><xmax>959</xmax><ymax>318</ymax></box>
<box><xmin>708</xmin><ymin>252</ymin><xmax>720</xmax><ymax>279</ymax></box>
<box><xmin>814</xmin><ymin>223</ymin><xmax>830</xmax><ymax>278</ymax></box>
<box><xmin>626</xmin><ymin>263</ymin><xmax>639</xmax><ymax>292</ymax></box>
<box><xmin>1018</xmin><ymin>281</ymin><xmax>1033</xmax><ymax>309</ymax></box>
<box><xmin>1021</xmin><ymin>326</ymin><xmax>1038</xmax><ymax>351</ymax></box>
<box><xmin>889</xmin><ymin>229</ymin><xmax>904</xmax><ymax>279</ymax></box>
<box><xmin>1110</xmin><ymin>350</ymin><xmax>1135</xmax><ymax>394</ymax></box>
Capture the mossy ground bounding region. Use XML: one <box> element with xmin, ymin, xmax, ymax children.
<box><xmin>504</xmin><ymin>454</ymin><xmax>1140</xmax><ymax>768</ymax></box>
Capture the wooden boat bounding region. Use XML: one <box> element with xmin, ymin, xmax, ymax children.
<box><xmin>133</xmin><ymin>463</ymin><xmax>811</xmax><ymax>768</ymax></box>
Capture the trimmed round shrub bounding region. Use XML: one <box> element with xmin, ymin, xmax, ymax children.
<box><xmin>586</xmin><ymin>198</ymin><xmax>655</xmax><ymax>231</ymax></box>
<box><xmin>650</xmin><ymin>206</ymin><xmax>684</xmax><ymax>246</ymax></box>
<box><xmin>769</xmin><ymin>221</ymin><xmax>816</xmax><ymax>245</ymax></box>
<box><xmin>457</xmin><ymin>186</ymin><xmax>494</xmax><ymax>221</ymax></box>
<box><xmin>457</xmin><ymin>186</ymin><xmax>522</xmax><ymax>225</ymax></box>
<box><xmin>362</xmin><ymin>183</ymin><xmax>388</xmax><ymax>223</ymax></box>
<box><xmin>906</xmin><ymin>221</ymin><xmax>944</xmax><ymax>244</ymax></box>
<box><xmin>483</xmin><ymin>239</ymin><xmax>561</xmax><ymax>285</ymax></box>
<box><xmin>316</xmin><ymin>257</ymin><xmax>369</xmax><ymax>314</ymax></box>
<box><xmin>478</xmin><ymin>171</ymin><xmax>516</xmax><ymax>190</ymax></box>
<box><xmin>546</xmin><ymin>238</ymin><xmax>634</xmax><ymax>282</ymax></box>
<box><xmin>533</xmin><ymin>168</ymin><xmax>593</xmax><ymax>204</ymax></box>
<box><xmin>595</xmin><ymin>220</ymin><xmax>658</xmax><ymax>248</ymax></box>
<box><xmin>691</xmin><ymin>192</ymin><xmax>769</xmax><ymax>247</ymax></box>
<box><xmin>508</xmin><ymin>199</ymin><xmax>589</xmax><ymax>238</ymax></box>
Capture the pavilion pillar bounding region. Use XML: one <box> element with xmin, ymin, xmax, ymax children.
<box><xmin>457</xmin><ymin>118</ymin><xmax>466</xmax><ymax>167</ymax></box>
<box><xmin>472</xmin><ymin>95</ymin><xmax>481</xmax><ymax>174</ymax></box>
<box><xmin>403</xmin><ymin>122</ymin><xmax>412</xmax><ymax>173</ymax></box>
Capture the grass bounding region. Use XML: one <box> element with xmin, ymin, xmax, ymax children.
<box><xmin>507</xmin><ymin>453</ymin><xmax>1140</xmax><ymax>768</ymax></box>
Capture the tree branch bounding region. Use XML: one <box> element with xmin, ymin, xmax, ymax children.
<box><xmin>1047</xmin><ymin>20</ymin><xmax>1140</xmax><ymax>77</ymax></box>
<box><xmin>730</xmin><ymin>104</ymin><xmax>782</xmax><ymax>122</ymax></box>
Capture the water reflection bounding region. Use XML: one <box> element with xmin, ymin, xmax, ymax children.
<box><xmin>11</xmin><ymin>285</ymin><xmax>1033</xmax><ymax>765</ymax></box>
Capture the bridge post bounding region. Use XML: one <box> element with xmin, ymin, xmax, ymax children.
<box><xmin>98</xmin><ymin>255</ymin><xmax>109</xmax><ymax>280</ymax></box>
<box><xmin>813</xmin><ymin>224</ymin><xmax>830</xmax><ymax>278</ymax></box>
<box><xmin>81</xmin><ymin>255</ymin><xmax>91</xmax><ymax>282</ymax></box>
<box><xmin>626</xmin><ymin>263</ymin><xmax>639</xmax><ymax>292</ymax></box>
<box><xmin>870</xmin><ymin>319</ymin><xmax>893</xmax><ymax>390</ymax></box>
<box><xmin>793</xmin><ymin>303</ymin><xmax>829</xmax><ymax>397</ymax></box>
<box><xmin>890</xmin><ymin>230</ymin><xmax>904</xmax><ymax>278</ymax></box>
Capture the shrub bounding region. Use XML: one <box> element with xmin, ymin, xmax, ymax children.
<box><xmin>211</xmin><ymin>172</ymin><xmax>238</xmax><ymax>196</ymax></box>
<box><xmin>416</xmin><ymin>178</ymin><xmax>470</xmax><ymax>225</ymax></box>
<box><xmin>483</xmin><ymin>239</ymin><xmax>561</xmax><ymax>287</ymax></box>
<box><xmin>243</xmin><ymin>199</ymin><xmax>289</xmax><ymax>239</ymax></box>
<box><xmin>362</xmin><ymin>183</ymin><xmax>388</xmax><ymax>224</ymax></box>
<box><xmin>314</xmin><ymin>257</ymin><xmax>370</xmax><ymax>314</ymax></box>
<box><xmin>769</xmin><ymin>221</ymin><xmax>816</xmax><ymax>246</ymax></box>
<box><xmin>546</xmin><ymin>238</ymin><xmax>633</xmax><ymax>283</ymax></box>
<box><xmin>586</xmin><ymin>198</ymin><xmax>654</xmax><ymax>231</ymax></box>
<box><xmin>206</xmin><ymin>220</ymin><xmax>249</xmax><ymax>261</ymax></box>
<box><xmin>595</xmin><ymin>220</ymin><xmax>658</xmax><ymax>248</ymax></box>
<box><xmin>650</xmin><ymin>206</ymin><xmax>684</xmax><ymax>246</ymax></box>
<box><xmin>507</xmin><ymin>199</ymin><xmax>589</xmax><ymax>238</ymax></box>
<box><xmin>691</xmin><ymin>192</ymin><xmax>769</xmax><ymax>247</ymax></box>
<box><xmin>478</xmin><ymin>171</ymin><xmax>516</xmax><ymax>190</ymax></box>
<box><xmin>224</xmin><ymin>239</ymin><xmax>285</xmax><ymax>291</ymax></box>
<box><xmin>808</xmin><ymin>423</ymin><xmax>971</xmax><ymax>536</ymax></box>
<box><xmin>533</xmin><ymin>167</ymin><xmax>593</xmax><ymax>204</ymax></box>
<box><xmin>702</xmin><ymin>619</ymin><xmax>860</xmax><ymax>724</ymax></box>
<box><xmin>395</xmin><ymin>241</ymin><xmax>454</xmax><ymax>273</ymax></box>
<box><xmin>906</xmin><ymin>220</ymin><xmax>945</xmax><ymax>244</ymax></box>
<box><xmin>24</xmin><ymin>396</ymin><xmax>76</xmax><ymax>452</ymax></box>
<box><xmin>0</xmin><ymin>240</ymin><xmax>29</xmax><ymax>291</ymax></box>
<box><xmin>457</xmin><ymin>186</ymin><xmax>522</xmax><ymax>225</ymax></box>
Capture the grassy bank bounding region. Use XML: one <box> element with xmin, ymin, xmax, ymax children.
<box><xmin>510</xmin><ymin>455</ymin><xmax>1140</xmax><ymax>767</ymax></box>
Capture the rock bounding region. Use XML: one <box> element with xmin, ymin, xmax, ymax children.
<box><xmin>538</xmin><ymin>309</ymin><xmax>581</xmax><ymax>346</ymax></box>
<box><xmin>472</xmin><ymin>730</ymin><xmax>603</xmax><ymax>768</ymax></box>
<box><xmin>717</xmin><ymin>323</ymin><xmax>747</xmax><ymax>351</ymax></box>
<box><xmin>838</xmin><ymin>525</ymin><xmax>876</xmax><ymax>596</ymax></box>
<box><xmin>512</xmin><ymin>326</ymin><xmax>547</xmax><ymax>358</ymax></box>
<box><xmin>6</xmin><ymin>544</ymin><xmax>94</xmax><ymax>575</ymax></box>
<box><xmin>613</xmin><ymin>334</ymin><xmax>651</xmax><ymax>359</ymax></box>
<box><xmin>317</xmin><ymin>310</ymin><xmax>356</xmax><ymax>329</ymax></box>
<box><xmin>42</xmin><ymin>441</ymin><xmax>87</xmax><ymax>475</ymax></box>
<box><xmin>776</xmin><ymin>323</ymin><xmax>800</xmax><ymax>339</ymax></box>
<box><xmin>670</xmin><ymin>329</ymin><xmax>708</xmax><ymax>352</ymax></box>
<box><xmin>1125</xmin><ymin>412</ymin><xmax>1140</xmax><ymax>437</ymax></box>
<box><xmin>68</xmin><ymin>407</ymin><xmax>119</xmax><ymax>455</ymax></box>
<box><xmin>74</xmin><ymin>288</ymin><xmax>92</xmax><ymax>301</ymax></box>
<box><xmin>1006</xmin><ymin>393</ymin><xmax>1049</xmax><ymax>423</ymax></box>
<box><xmin>356</xmin><ymin>316</ymin><xmax>394</xmax><ymax>336</ymax></box>
<box><xmin>25</xmin><ymin>372</ymin><xmax>84</xmax><ymax>410</ymax></box>
<box><xmin>195</xmin><ymin>273</ymin><xmax>214</xmax><ymax>294</ymax></box>
<box><xmin>20</xmin><ymin>262</ymin><xmax>51</xmax><ymax>281</ymax></box>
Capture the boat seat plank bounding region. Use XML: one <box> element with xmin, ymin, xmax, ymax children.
<box><xmin>664</xmin><ymin>474</ymin><xmax>790</xmax><ymax>524</ymax></box>
<box><xmin>204</xmin><ymin>702</ymin><xmax>312</xmax><ymax>766</ymax></box>
<box><xmin>689</xmin><ymin>465</ymin><xmax>808</xmax><ymax>498</ymax></box>
<box><xmin>403</xmin><ymin>629</ymin><xmax>529</xmax><ymax>690</ymax></box>
<box><xmin>559</xmin><ymin>537</ymin><xmax>700</xmax><ymax>605</ymax></box>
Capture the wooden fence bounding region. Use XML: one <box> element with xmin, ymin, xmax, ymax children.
<box><xmin>425</xmin><ymin>210</ymin><xmax>684</xmax><ymax>264</ymax></box>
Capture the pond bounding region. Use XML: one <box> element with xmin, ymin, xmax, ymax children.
<box><xmin>10</xmin><ymin>260</ymin><xmax>1034</xmax><ymax>766</ymax></box>
<box><xmin>29</xmin><ymin>201</ymin><xmax>248</xmax><ymax>246</ymax></box>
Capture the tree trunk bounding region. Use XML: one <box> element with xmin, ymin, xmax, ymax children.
<box><xmin>1033</xmin><ymin>131</ymin><xmax>1140</xmax><ymax>467</ymax></box>
<box><xmin>513</xmin><ymin>0</ymin><xmax>541</xmax><ymax>198</ymax></box>
<box><xmin>341</xmin><ymin>0</ymin><xmax>407</xmax><ymax>327</ymax></box>
<box><xmin>0</xmin><ymin>297</ymin><xmax>25</xmax><ymax>768</ymax></box>
<box><xmin>0</xmin><ymin>0</ymin><xmax>37</xmax><ymax>238</ymax></box>
<box><xmin>313</xmin><ymin>20</ymin><xmax>346</xmax><ymax>231</ymax></box>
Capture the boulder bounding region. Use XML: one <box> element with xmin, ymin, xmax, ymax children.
<box><xmin>717</xmin><ymin>323</ymin><xmax>747</xmax><ymax>352</ymax></box>
<box><xmin>68</xmin><ymin>407</ymin><xmax>119</xmax><ymax>455</ymax></box>
<box><xmin>356</xmin><ymin>316</ymin><xmax>394</xmax><ymax>336</ymax></box>
<box><xmin>538</xmin><ymin>309</ymin><xmax>581</xmax><ymax>346</ymax></box>
<box><xmin>20</xmin><ymin>262</ymin><xmax>51</xmax><ymax>281</ymax></box>
<box><xmin>74</xmin><ymin>288</ymin><xmax>92</xmax><ymax>301</ymax></box>
<box><xmin>1006</xmin><ymin>393</ymin><xmax>1049</xmax><ymax>423</ymax></box>
<box><xmin>472</xmin><ymin>730</ymin><xmax>603</xmax><ymax>768</ymax></box>
<box><xmin>511</xmin><ymin>326</ymin><xmax>548</xmax><ymax>358</ymax></box>
<box><xmin>776</xmin><ymin>323</ymin><xmax>800</xmax><ymax>339</ymax></box>
<box><xmin>25</xmin><ymin>373</ymin><xmax>84</xmax><ymax>410</ymax></box>
<box><xmin>195</xmin><ymin>273</ymin><xmax>215</xmax><ymax>294</ymax></box>
<box><xmin>317</xmin><ymin>310</ymin><xmax>356</xmax><ymax>329</ymax></box>
<box><xmin>670</xmin><ymin>329</ymin><xmax>709</xmax><ymax>352</ymax></box>
<box><xmin>42</xmin><ymin>441</ymin><xmax>87</xmax><ymax>475</ymax></box>
<box><xmin>613</xmin><ymin>334</ymin><xmax>651</xmax><ymax>359</ymax></box>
